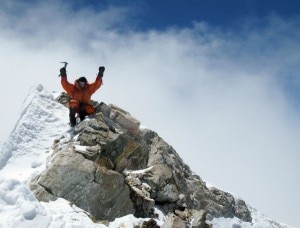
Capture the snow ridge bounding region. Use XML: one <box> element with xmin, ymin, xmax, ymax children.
<box><xmin>0</xmin><ymin>84</ymin><xmax>68</xmax><ymax>180</ymax></box>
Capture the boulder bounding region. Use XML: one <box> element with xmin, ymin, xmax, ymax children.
<box><xmin>109</xmin><ymin>104</ymin><xmax>140</xmax><ymax>135</ymax></box>
<box><xmin>31</xmin><ymin>149</ymin><xmax>134</xmax><ymax>221</ymax></box>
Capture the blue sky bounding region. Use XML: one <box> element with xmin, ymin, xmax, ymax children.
<box><xmin>69</xmin><ymin>0</ymin><xmax>300</xmax><ymax>30</ymax></box>
<box><xmin>0</xmin><ymin>0</ymin><xmax>300</xmax><ymax>227</ymax></box>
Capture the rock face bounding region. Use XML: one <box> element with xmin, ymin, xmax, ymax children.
<box><xmin>30</xmin><ymin>93</ymin><xmax>252</xmax><ymax>226</ymax></box>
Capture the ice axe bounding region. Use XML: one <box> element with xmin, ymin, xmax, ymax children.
<box><xmin>58</xmin><ymin>61</ymin><xmax>68</xmax><ymax>77</ymax></box>
<box><xmin>60</xmin><ymin>61</ymin><xmax>68</xmax><ymax>68</ymax></box>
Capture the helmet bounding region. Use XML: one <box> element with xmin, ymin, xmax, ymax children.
<box><xmin>78</xmin><ymin>76</ymin><xmax>87</xmax><ymax>82</ymax></box>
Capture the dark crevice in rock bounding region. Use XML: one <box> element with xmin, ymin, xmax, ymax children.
<box><xmin>40</xmin><ymin>184</ymin><xmax>54</xmax><ymax>195</ymax></box>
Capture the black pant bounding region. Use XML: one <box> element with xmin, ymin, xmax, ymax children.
<box><xmin>69</xmin><ymin>103</ymin><xmax>87</xmax><ymax>126</ymax></box>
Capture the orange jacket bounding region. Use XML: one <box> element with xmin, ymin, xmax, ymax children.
<box><xmin>61</xmin><ymin>75</ymin><xmax>103</xmax><ymax>104</ymax></box>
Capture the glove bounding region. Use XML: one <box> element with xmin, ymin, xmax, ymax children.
<box><xmin>98</xmin><ymin>66</ymin><xmax>105</xmax><ymax>77</ymax></box>
<box><xmin>60</xmin><ymin>67</ymin><xmax>66</xmax><ymax>77</ymax></box>
<box><xmin>99</xmin><ymin>66</ymin><xmax>105</xmax><ymax>73</ymax></box>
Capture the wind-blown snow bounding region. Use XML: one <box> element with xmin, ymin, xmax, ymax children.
<box><xmin>0</xmin><ymin>84</ymin><xmax>294</xmax><ymax>228</ymax></box>
<box><xmin>0</xmin><ymin>84</ymin><xmax>69</xmax><ymax>176</ymax></box>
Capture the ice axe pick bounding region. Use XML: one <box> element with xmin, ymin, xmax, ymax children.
<box><xmin>58</xmin><ymin>61</ymin><xmax>68</xmax><ymax>77</ymax></box>
<box><xmin>60</xmin><ymin>61</ymin><xmax>68</xmax><ymax>68</ymax></box>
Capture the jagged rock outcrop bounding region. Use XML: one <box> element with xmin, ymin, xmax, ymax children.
<box><xmin>30</xmin><ymin>93</ymin><xmax>252</xmax><ymax>226</ymax></box>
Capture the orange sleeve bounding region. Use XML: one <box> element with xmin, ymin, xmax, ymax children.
<box><xmin>88</xmin><ymin>75</ymin><xmax>103</xmax><ymax>94</ymax></box>
<box><xmin>61</xmin><ymin>76</ymin><xmax>75</xmax><ymax>97</ymax></box>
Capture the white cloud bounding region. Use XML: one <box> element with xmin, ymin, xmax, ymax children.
<box><xmin>0</xmin><ymin>2</ymin><xmax>300</xmax><ymax>227</ymax></box>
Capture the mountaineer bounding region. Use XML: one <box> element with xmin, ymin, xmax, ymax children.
<box><xmin>59</xmin><ymin>66</ymin><xmax>105</xmax><ymax>127</ymax></box>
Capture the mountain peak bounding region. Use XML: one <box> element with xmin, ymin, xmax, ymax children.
<box><xmin>30</xmin><ymin>93</ymin><xmax>253</xmax><ymax>226</ymax></box>
<box><xmin>0</xmin><ymin>85</ymin><xmax>293</xmax><ymax>227</ymax></box>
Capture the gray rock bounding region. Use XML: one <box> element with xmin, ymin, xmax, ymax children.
<box><xmin>31</xmin><ymin>149</ymin><xmax>134</xmax><ymax>221</ymax></box>
<box><xmin>31</xmin><ymin>94</ymin><xmax>253</xmax><ymax>224</ymax></box>
<box><xmin>124</xmin><ymin>170</ymin><xmax>155</xmax><ymax>218</ymax></box>
<box><xmin>156</xmin><ymin>184</ymin><xmax>179</xmax><ymax>203</ymax></box>
<box><xmin>55</xmin><ymin>92</ymin><xmax>70</xmax><ymax>107</ymax></box>
<box><xmin>188</xmin><ymin>209</ymin><xmax>208</xmax><ymax>228</ymax></box>
<box><xmin>161</xmin><ymin>213</ymin><xmax>188</xmax><ymax>228</ymax></box>
<box><xmin>109</xmin><ymin>104</ymin><xmax>140</xmax><ymax>135</ymax></box>
<box><xmin>141</xmin><ymin>219</ymin><xmax>160</xmax><ymax>228</ymax></box>
<box><xmin>234</xmin><ymin>198</ymin><xmax>252</xmax><ymax>222</ymax></box>
<box><xmin>96</xmin><ymin>102</ymin><xmax>111</xmax><ymax>118</ymax></box>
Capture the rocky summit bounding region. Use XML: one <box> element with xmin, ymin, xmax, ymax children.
<box><xmin>30</xmin><ymin>92</ymin><xmax>252</xmax><ymax>227</ymax></box>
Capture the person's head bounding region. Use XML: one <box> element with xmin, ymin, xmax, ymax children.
<box><xmin>77</xmin><ymin>77</ymin><xmax>87</xmax><ymax>88</ymax></box>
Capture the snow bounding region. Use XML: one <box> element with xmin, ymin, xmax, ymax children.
<box><xmin>74</xmin><ymin>145</ymin><xmax>88</xmax><ymax>153</ymax></box>
<box><xmin>0</xmin><ymin>84</ymin><xmax>69</xmax><ymax>179</ymax></box>
<box><xmin>0</xmin><ymin>84</ymin><xmax>295</xmax><ymax>228</ymax></box>
<box><xmin>211</xmin><ymin>207</ymin><xmax>292</xmax><ymax>228</ymax></box>
<box><xmin>123</xmin><ymin>166</ymin><xmax>154</xmax><ymax>175</ymax></box>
